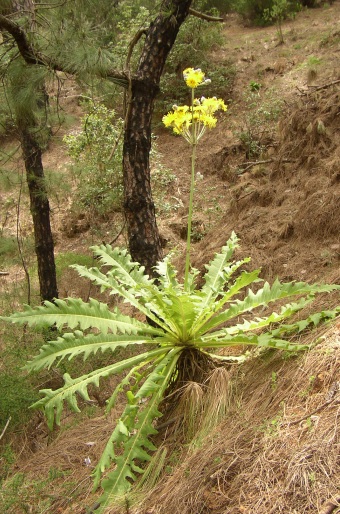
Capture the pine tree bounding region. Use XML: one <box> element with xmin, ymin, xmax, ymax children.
<box><xmin>0</xmin><ymin>2</ymin><xmax>58</xmax><ymax>302</ymax></box>
<box><xmin>0</xmin><ymin>0</ymin><xmax>222</xmax><ymax>277</ymax></box>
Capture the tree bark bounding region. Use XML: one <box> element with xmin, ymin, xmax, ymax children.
<box><xmin>123</xmin><ymin>0</ymin><xmax>193</xmax><ymax>276</ymax></box>
<box><xmin>20</xmin><ymin>126</ymin><xmax>58</xmax><ymax>302</ymax></box>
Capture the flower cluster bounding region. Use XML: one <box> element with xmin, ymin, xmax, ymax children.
<box><xmin>163</xmin><ymin>96</ymin><xmax>227</xmax><ymax>145</ymax></box>
<box><xmin>163</xmin><ymin>67</ymin><xmax>227</xmax><ymax>144</ymax></box>
<box><xmin>183</xmin><ymin>67</ymin><xmax>209</xmax><ymax>88</ymax></box>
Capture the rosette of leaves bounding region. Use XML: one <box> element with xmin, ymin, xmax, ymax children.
<box><xmin>2</xmin><ymin>233</ymin><xmax>339</xmax><ymax>509</ymax></box>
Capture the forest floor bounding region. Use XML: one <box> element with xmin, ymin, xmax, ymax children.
<box><xmin>0</xmin><ymin>3</ymin><xmax>339</xmax><ymax>513</ymax></box>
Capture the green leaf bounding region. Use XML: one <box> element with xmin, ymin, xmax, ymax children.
<box><xmin>91</xmin><ymin>244</ymin><xmax>154</xmax><ymax>290</ymax></box>
<box><xmin>105</xmin><ymin>361</ymin><xmax>148</xmax><ymax>414</ymax></box>
<box><xmin>154</xmin><ymin>256</ymin><xmax>180</xmax><ymax>291</ymax></box>
<box><xmin>24</xmin><ymin>331</ymin><xmax>158</xmax><ymax>372</ymax></box>
<box><xmin>268</xmin><ymin>307</ymin><xmax>340</xmax><ymax>338</ymax></box>
<box><xmin>72</xmin><ymin>262</ymin><xmax>162</xmax><ymax>319</ymax></box>
<box><xmin>160</xmin><ymin>292</ymin><xmax>199</xmax><ymax>341</ymax></box>
<box><xmin>6</xmin><ymin>297</ymin><xmax>160</xmax><ymax>336</ymax></box>
<box><xmin>193</xmin><ymin>268</ymin><xmax>261</xmax><ymax>336</ymax></box>
<box><xmin>199</xmin><ymin>332</ymin><xmax>309</xmax><ymax>352</ymax></box>
<box><xmin>222</xmin><ymin>296</ymin><xmax>315</xmax><ymax>335</ymax></box>
<box><xmin>31</xmin><ymin>347</ymin><xmax>169</xmax><ymax>430</ymax></box>
<box><xmin>200</xmin><ymin>280</ymin><xmax>340</xmax><ymax>334</ymax></box>
<box><xmin>95</xmin><ymin>349</ymin><xmax>181</xmax><ymax>503</ymax></box>
<box><xmin>200</xmin><ymin>231</ymin><xmax>240</xmax><ymax>306</ymax></box>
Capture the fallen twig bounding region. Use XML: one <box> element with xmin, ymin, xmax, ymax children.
<box><xmin>308</xmin><ymin>79</ymin><xmax>340</xmax><ymax>92</ymax></box>
<box><xmin>107</xmin><ymin>219</ymin><xmax>127</xmax><ymax>246</ymax></box>
<box><xmin>189</xmin><ymin>7</ymin><xmax>224</xmax><ymax>22</ymax></box>
<box><xmin>238</xmin><ymin>159</ymin><xmax>273</xmax><ymax>173</ymax></box>
<box><xmin>297</xmin><ymin>79</ymin><xmax>340</xmax><ymax>96</ymax></box>
<box><xmin>0</xmin><ymin>416</ymin><xmax>11</xmax><ymax>441</ymax></box>
<box><xmin>281</xmin><ymin>395</ymin><xmax>338</xmax><ymax>427</ymax></box>
<box><xmin>238</xmin><ymin>158</ymin><xmax>296</xmax><ymax>173</ymax></box>
<box><xmin>0</xmin><ymin>271</ymin><xmax>9</xmax><ymax>276</ymax></box>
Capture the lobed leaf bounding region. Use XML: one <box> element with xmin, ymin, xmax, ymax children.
<box><xmin>91</xmin><ymin>244</ymin><xmax>154</xmax><ymax>289</ymax></box>
<box><xmin>95</xmin><ymin>349</ymin><xmax>181</xmax><ymax>505</ymax></box>
<box><xmin>31</xmin><ymin>347</ymin><xmax>169</xmax><ymax>430</ymax></box>
<box><xmin>154</xmin><ymin>256</ymin><xmax>180</xmax><ymax>291</ymax></box>
<box><xmin>200</xmin><ymin>280</ymin><xmax>340</xmax><ymax>334</ymax></box>
<box><xmin>199</xmin><ymin>332</ymin><xmax>309</xmax><ymax>352</ymax></box>
<box><xmin>24</xmin><ymin>331</ymin><xmax>159</xmax><ymax>372</ymax></box>
<box><xmin>193</xmin><ymin>268</ymin><xmax>261</xmax><ymax>336</ymax></box>
<box><xmin>72</xmin><ymin>264</ymin><xmax>167</xmax><ymax>330</ymax></box>
<box><xmin>5</xmin><ymin>297</ymin><xmax>160</xmax><ymax>336</ymax></box>
<box><xmin>200</xmin><ymin>231</ymin><xmax>240</xmax><ymax>306</ymax></box>
<box><xmin>223</xmin><ymin>296</ymin><xmax>315</xmax><ymax>335</ymax></box>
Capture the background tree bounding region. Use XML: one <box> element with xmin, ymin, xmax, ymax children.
<box><xmin>0</xmin><ymin>3</ymin><xmax>58</xmax><ymax>302</ymax></box>
<box><xmin>1</xmin><ymin>0</ymin><xmax>223</xmax><ymax>281</ymax></box>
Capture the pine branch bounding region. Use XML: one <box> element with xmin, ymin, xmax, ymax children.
<box><xmin>0</xmin><ymin>14</ymin><xmax>43</xmax><ymax>65</ymax></box>
<box><xmin>188</xmin><ymin>8</ymin><xmax>223</xmax><ymax>22</ymax></box>
<box><xmin>0</xmin><ymin>14</ymin><xmax>128</xmax><ymax>87</ymax></box>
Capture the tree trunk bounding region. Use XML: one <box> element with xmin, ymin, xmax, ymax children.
<box><xmin>20</xmin><ymin>127</ymin><xmax>58</xmax><ymax>302</ymax></box>
<box><xmin>123</xmin><ymin>0</ymin><xmax>193</xmax><ymax>276</ymax></box>
<box><xmin>3</xmin><ymin>0</ymin><xmax>58</xmax><ymax>302</ymax></box>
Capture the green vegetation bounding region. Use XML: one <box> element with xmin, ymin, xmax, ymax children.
<box><xmin>64</xmin><ymin>102</ymin><xmax>124</xmax><ymax>217</ymax></box>
<box><xmin>234</xmin><ymin>0</ymin><xmax>301</xmax><ymax>26</ymax></box>
<box><xmin>237</xmin><ymin>87</ymin><xmax>283</xmax><ymax>158</ymax></box>
<box><xmin>0</xmin><ymin>2</ymin><xmax>339</xmax><ymax>511</ymax></box>
<box><xmin>263</xmin><ymin>0</ymin><xmax>297</xmax><ymax>44</ymax></box>
<box><xmin>0</xmin><ymin>236</ymin><xmax>17</xmax><ymax>268</ymax></box>
<box><xmin>55</xmin><ymin>252</ymin><xmax>94</xmax><ymax>281</ymax></box>
<box><xmin>4</xmin><ymin>236</ymin><xmax>339</xmax><ymax>508</ymax></box>
<box><xmin>0</xmin><ymin>468</ymin><xmax>73</xmax><ymax>513</ymax></box>
<box><xmin>158</xmin><ymin>14</ymin><xmax>234</xmax><ymax>112</ymax></box>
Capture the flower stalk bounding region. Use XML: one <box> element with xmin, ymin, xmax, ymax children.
<box><xmin>185</xmin><ymin>135</ymin><xmax>197</xmax><ymax>290</ymax></box>
<box><xmin>162</xmin><ymin>68</ymin><xmax>227</xmax><ymax>288</ymax></box>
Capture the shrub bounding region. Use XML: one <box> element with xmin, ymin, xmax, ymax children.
<box><xmin>63</xmin><ymin>102</ymin><xmax>124</xmax><ymax>217</ymax></box>
<box><xmin>236</xmin><ymin>87</ymin><xmax>283</xmax><ymax>158</ymax></box>
<box><xmin>194</xmin><ymin>0</ymin><xmax>234</xmax><ymax>14</ymax></box>
<box><xmin>233</xmin><ymin>0</ymin><xmax>300</xmax><ymax>26</ymax></box>
<box><xmin>158</xmin><ymin>15</ymin><xmax>234</xmax><ymax>112</ymax></box>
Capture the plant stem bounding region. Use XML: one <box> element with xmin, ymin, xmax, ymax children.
<box><xmin>184</xmin><ymin>89</ymin><xmax>197</xmax><ymax>290</ymax></box>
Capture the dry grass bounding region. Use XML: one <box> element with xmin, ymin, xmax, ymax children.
<box><xmin>131</xmin><ymin>323</ymin><xmax>339</xmax><ymax>514</ymax></box>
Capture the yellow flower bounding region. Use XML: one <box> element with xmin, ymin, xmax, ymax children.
<box><xmin>183</xmin><ymin>67</ymin><xmax>205</xmax><ymax>89</ymax></box>
<box><xmin>162</xmin><ymin>112</ymin><xmax>177</xmax><ymax>128</ymax></box>
<box><xmin>201</xmin><ymin>114</ymin><xmax>217</xmax><ymax>129</ymax></box>
<box><xmin>174</xmin><ymin>105</ymin><xmax>189</xmax><ymax>114</ymax></box>
<box><xmin>162</xmin><ymin>68</ymin><xmax>227</xmax><ymax>144</ymax></box>
<box><xmin>201</xmin><ymin>97</ymin><xmax>227</xmax><ymax>115</ymax></box>
<box><xmin>162</xmin><ymin>109</ymin><xmax>191</xmax><ymax>136</ymax></box>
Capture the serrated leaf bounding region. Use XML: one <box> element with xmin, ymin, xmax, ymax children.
<box><xmin>154</xmin><ymin>256</ymin><xmax>180</xmax><ymax>291</ymax></box>
<box><xmin>24</xmin><ymin>331</ymin><xmax>159</xmax><ymax>372</ymax></box>
<box><xmin>193</xmin><ymin>268</ymin><xmax>261</xmax><ymax>336</ymax></box>
<box><xmin>200</xmin><ymin>281</ymin><xmax>340</xmax><ymax>334</ymax></box>
<box><xmin>72</xmin><ymin>264</ymin><xmax>165</xmax><ymax>329</ymax></box>
<box><xmin>95</xmin><ymin>349</ymin><xmax>181</xmax><ymax>504</ymax></box>
<box><xmin>6</xmin><ymin>297</ymin><xmax>160</xmax><ymax>336</ymax></box>
<box><xmin>200</xmin><ymin>231</ymin><xmax>240</xmax><ymax>305</ymax></box>
<box><xmin>91</xmin><ymin>244</ymin><xmax>154</xmax><ymax>289</ymax></box>
<box><xmin>198</xmin><ymin>331</ymin><xmax>309</xmax><ymax>352</ymax></box>
<box><xmin>31</xmin><ymin>347</ymin><xmax>169</xmax><ymax>430</ymax></box>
